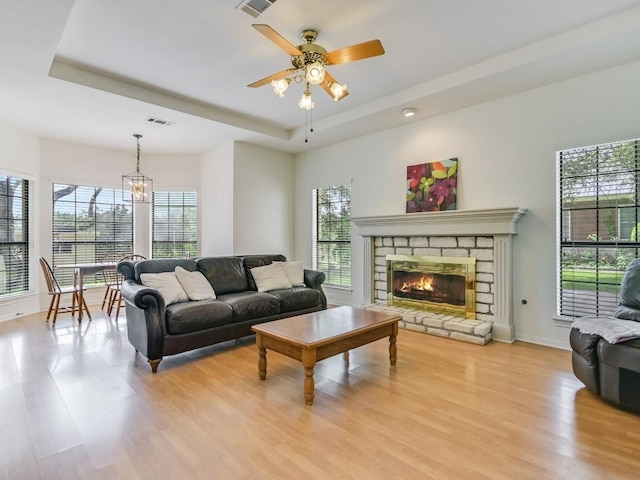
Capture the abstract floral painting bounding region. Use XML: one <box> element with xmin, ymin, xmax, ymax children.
<box><xmin>406</xmin><ymin>158</ymin><xmax>458</xmax><ymax>213</ymax></box>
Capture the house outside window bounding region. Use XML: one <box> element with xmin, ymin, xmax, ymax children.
<box><xmin>152</xmin><ymin>192</ymin><xmax>198</xmax><ymax>259</ymax></box>
<box><xmin>0</xmin><ymin>174</ymin><xmax>29</xmax><ymax>297</ymax></box>
<box><xmin>558</xmin><ymin>138</ymin><xmax>640</xmax><ymax>318</ymax></box>
<box><xmin>52</xmin><ymin>184</ymin><xmax>133</xmax><ymax>287</ymax></box>
<box><xmin>312</xmin><ymin>184</ymin><xmax>351</xmax><ymax>288</ymax></box>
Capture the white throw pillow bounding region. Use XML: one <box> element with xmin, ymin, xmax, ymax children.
<box><xmin>175</xmin><ymin>266</ymin><xmax>216</xmax><ymax>301</ymax></box>
<box><xmin>273</xmin><ymin>261</ymin><xmax>305</xmax><ymax>286</ymax></box>
<box><xmin>140</xmin><ymin>272</ymin><xmax>189</xmax><ymax>306</ymax></box>
<box><xmin>251</xmin><ymin>262</ymin><xmax>292</xmax><ymax>292</ymax></box>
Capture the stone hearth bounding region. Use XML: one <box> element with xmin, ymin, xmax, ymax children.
<box><xmin>352</xmin><ymin>208</ymin><xmax>526</xmax><ymax>344</ymax></box>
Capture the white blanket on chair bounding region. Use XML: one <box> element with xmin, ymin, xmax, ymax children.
<box><xmin>572</xmin><ymin>316</ymin><xmax>640</xmax><ymax>344</ymax></box>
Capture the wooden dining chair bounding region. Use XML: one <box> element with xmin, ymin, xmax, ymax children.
<box><xmin>39</xmin><ymin>257</ymin><xmax>91</xmax><ymax>325</ymax></box>
<box><xmin>107</xmin><ymin>254</ymin><xmax>147</xmax><ymax>320</ymax></box>
<box><xmin>100</xmin><ymin>253</ymin><xmax>123</xmax><ymax>313</ymax></box>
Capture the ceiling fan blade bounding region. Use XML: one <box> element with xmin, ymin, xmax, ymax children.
<box><xmin>325</xmin><ymin>39</ymin><xmax>385</xmax><ymax>65</ymax></box>
<box><xmin>247</xmin><ymin>69</ymin><xmax>295</xmax><ymax>88</ymax></box>
<box><xmin>320</xmin><ymin>71</ymin><xmax>349</xmax><ymax>101</ymax></box>
<box><xmin>252</xmin><ymin>24</ymin><xmax>303</xmax><ymax>56</ymax></box>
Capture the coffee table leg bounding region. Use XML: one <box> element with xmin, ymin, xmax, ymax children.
<box><xmin>343</xmin><ymin>351</ymin><xmax>349</xmax><ymax>362</ymax></box>
<box><xmin>257</xmin><ymin>334</ymin><xmax>267</xmax><ymax>380</ymax></box>
<box><xmin>389</xmin><ymin>321</ymin><xmax>398</xmax><ymax>365</ymax></box>
<box><xmin>301</xmin><ymin>349</ymin><xmax>317</xmax><ymax>405</ymax></box>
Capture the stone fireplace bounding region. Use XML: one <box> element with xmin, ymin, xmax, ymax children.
<box><xmin>351</xmin><ymin>207</ymin><xmax>526</xmax><ymax>344</ymax></box>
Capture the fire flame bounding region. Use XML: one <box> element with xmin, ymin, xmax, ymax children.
<box><xmin>400</xmin><ymin>276</ymin><xmax>433</xmax><ymax>292</ymax></box>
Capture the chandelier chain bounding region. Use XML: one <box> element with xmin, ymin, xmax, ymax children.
<box><xmin>134</xmin><ymin>133</ymin><xmax>142</xmax><ymax>173</ymax></box>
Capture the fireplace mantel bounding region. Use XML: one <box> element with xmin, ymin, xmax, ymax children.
<box><xmin>351</xmin><ymin>207</ymin><xmax>527</xmax><ymax>237</ymax></box>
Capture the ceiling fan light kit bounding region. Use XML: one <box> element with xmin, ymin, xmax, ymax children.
<box><xmin>248</xmin><ymin>24</ymin><xmax>385</xmax><ymax>115</ymax></box>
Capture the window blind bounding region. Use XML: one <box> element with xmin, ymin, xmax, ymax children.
<box><xmin>558</xmin><ymin>139</ymin><xmax>640</xmax><ymax>317</ymax></box>
<box><xmin>313</xmin><ymin>184</ymin><xmax>351</xmax><ymax>288</ymax></box>
<box><xmin>152</xmin><ymin>191</ymin><xmax>198</xmax><ymax>259</ymax></box>
<box><xmin>0</xmin><ymin>174</ymin><xmax>29</xmax><ymax>296</ymax></box>
<box><xmin>52</xmin><ymin>184</ymin><xmax>133</xmax><ymax>287</ymax></box>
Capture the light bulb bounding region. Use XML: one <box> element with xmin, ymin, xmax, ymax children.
<box><xmin>329</xmin><ymin>82</ymin><xmax>348</xmax><ymax>101</ymax></box>
<box><xmin>298</xmin><ymin>90</ymin><xmax>314</xmax><ymax>110</ymax></box>
<box><xmin>305</xmin><ymin>62</ymin><xmax>325</xmax><ymax>85</ymax></box>
<box><xmin>271</xmin><ymin>78</ymin><xmax>290</xmax><ymax>98</ymax></box>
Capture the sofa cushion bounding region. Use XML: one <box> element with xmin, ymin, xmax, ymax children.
<box><xmin>165</xmin><ymin>299</ymin><xmax>233</xmax><ymax>335</ymax></box>
<box><xmin>135</xmin><ymin>258</ymin><xmax>197</xmax><ymax>282</ymax></box>
<box><xmin>268</xmin><ymin>287</ymin><xmax>322</xmax><ymax>313</ymax></box>
<box><xmin>196</xmin><ymin>257</ymin><xmax>248</xmax><ymax>295</ymax></box>
<box><xmin>140</xmin><ymin>272</ymin><xmax>189</xmax><ymax>306</ymax></box>
<box><xmin>217</xmin><ymin>291</ymin><xmax>280</xmax><ymax>322</ymax></box>
<box><xmin>243</xmin><ymin>254</ymin><xmax>286</xmax><ymax>290</ymax></box>
<box><xmin>175</xmin><ymin>266</ymin><xmax>216</xmax><ymax>301</ymax></box>
<box><xmin>250</xmin><ymin>263</ymin><xmax>292</xmax><ymax>292</ymax></box>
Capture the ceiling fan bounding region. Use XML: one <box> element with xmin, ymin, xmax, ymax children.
<box><xmin>247</xmin><ymin>24</ymin><xmax>385</xmax><ymax>109</ymax></box>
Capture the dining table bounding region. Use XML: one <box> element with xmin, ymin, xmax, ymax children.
<box><xmin>56</xmin><ymin>262</ymin><xmax>117</xmax><ymax>321</ymax></box>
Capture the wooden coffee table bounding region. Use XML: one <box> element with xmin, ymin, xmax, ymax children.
<box><xmin>251</xmin><ymin>306</ymin><xmax>400</xmax><ymax>405</ymax></box>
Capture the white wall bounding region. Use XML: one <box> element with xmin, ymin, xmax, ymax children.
<box><xmin>294</xmin><ymin>60</ymin><xmax>640</xmax><ymax>350</ymax></box>
<box><xmin>233</xmin><ymin>142</ymin><xmax>295</xmax><ymax>259</ymax></box>
<box><xmin>200</xmin><ymin>141</ymin><xmax>234</xmax><ymax>256</ymax></box>
<box><xmin>0</xmin><ymin>122</ymin><xmax>40</xmax><ymax>320</ymax></box>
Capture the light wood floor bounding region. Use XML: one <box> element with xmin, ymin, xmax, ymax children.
<box><xmin>2</xmin><ymin>309</ymin><xmax>640</xmax><ymax>479</ymax></box>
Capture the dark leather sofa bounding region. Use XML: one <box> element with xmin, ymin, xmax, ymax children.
<box><xmin>118</xmin><ymin>254</ymin><xmax>326</xmax><ymax>373</ymax></box>
<box><xmin>571</xmin><ymin>258</ymin><xmax>640</xmax><ymax>412</ymax></box>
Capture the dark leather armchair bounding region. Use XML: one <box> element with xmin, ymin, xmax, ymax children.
<box><xmin>571</xmin><ymin>259</ymin><xmax>640</xmax><ymax>412</ymax></box>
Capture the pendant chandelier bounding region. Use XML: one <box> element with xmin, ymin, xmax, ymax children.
<box><xmin>122</xmin><ymin>134</ymin><xmax>153</xmax><ymax>203</ymax></box>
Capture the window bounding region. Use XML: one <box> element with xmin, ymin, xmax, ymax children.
<box><xmin>152</xmin><ymin>192</ymin><xmax>198</xmax><ymax>259</ymax></box>
<box><xmin>313</xmin><ymin>184</ymin><xmax>351</xmax><ymax>288</ymax></box>
<box><xmin>558</xmin><ymin>139</ymin><xmax>640</xmax><ymax>318</ymax></box>
<box><xmin>52</xmin><ymin>184</ymin><xmax>133</xmax><ymax>286</ymax></box>
<box><xmin>0</xmin><ymin>175</ymin><xmax>29</xmax><ymax>296</ymax></box>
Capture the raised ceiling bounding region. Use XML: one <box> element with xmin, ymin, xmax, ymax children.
<box><xmin>2</xmin><ymin>0</ymin><xmax>640</xmax><ymax>154</ymax></box>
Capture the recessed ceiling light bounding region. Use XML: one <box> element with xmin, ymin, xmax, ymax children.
<box><xmin>401</xmin><ymin>108</ymin><xmax>417</xmax><ymax>118</ymax></box>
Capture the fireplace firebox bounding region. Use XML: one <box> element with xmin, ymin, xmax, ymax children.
<box><xmin>386</xmin><ymin>255</ymin><xmax>476</xmax><ymax>319</ymax></box>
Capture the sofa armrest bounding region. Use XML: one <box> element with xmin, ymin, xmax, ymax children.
<box><xmin>121</xmin><ymin>280</ymin><xmax>167</xmax><ymax>363</ymax></box>
<box><xmin>121</xmin><ymin>279</ymin><xmax>165</xmax><ymax>311</ymax></box>
<box><xmin>118</xmin><ymin>260</ymin><xmax>137</xmax><ymax>281</ymax></box>
<box><xmin>304</xmin><ymin>269</ymin><xmax>327</xmax><ymax>310</ymax></box>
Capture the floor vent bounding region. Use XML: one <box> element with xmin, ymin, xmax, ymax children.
<box><xmin>235</xmin><ymin>0</ymin><xmax>277</xmax><ymax>18</ymax></box>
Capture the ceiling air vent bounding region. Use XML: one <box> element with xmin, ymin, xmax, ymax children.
<box><xmin>235</xmin><ymin>0</ymin><xmax>277</xmax><ymax>18</ymax></box>
<box><xmin>146</xmin><ymin>117</ymin><xmax>174</xmax><ymax>126</ymax></box>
